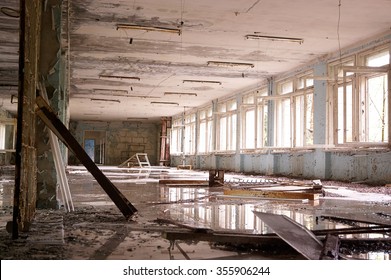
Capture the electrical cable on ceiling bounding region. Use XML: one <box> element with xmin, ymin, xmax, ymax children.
<box><xmin>337</xmin><ymin>0</ymin><xmax>342</xmax><ymax>61</ymax></box>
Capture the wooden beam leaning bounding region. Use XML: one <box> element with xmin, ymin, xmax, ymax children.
<box><xmin>35</xmin><ymin>96</ymin><xmax>137</xmax><ymax>219</ymax></box>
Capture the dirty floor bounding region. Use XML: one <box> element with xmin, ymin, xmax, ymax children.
<box><xmin>1</xmin><ymin>166</ymin><xmax>391</xmax><ymax>260</ymax></box>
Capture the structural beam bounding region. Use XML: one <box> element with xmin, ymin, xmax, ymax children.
<box><xmin>35</xmin><ymin>96</ymin><xmax>137</xmax><ymax>219</ymax></box>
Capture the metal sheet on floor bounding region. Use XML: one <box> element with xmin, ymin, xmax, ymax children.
<box><xmin>253</xmin><ymin>211</ymin><xmax>323</xmax><ymax>260</ymax></box>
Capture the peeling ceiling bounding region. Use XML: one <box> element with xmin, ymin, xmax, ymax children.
<box><xmin>1</xmin><ymin>0</ymin><xmax>391</xmax><ymax>121</ymax></box>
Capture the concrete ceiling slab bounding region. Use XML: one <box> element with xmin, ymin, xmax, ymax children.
<box><xmin>1</xmin><ymin>0</ymin><xmax>391</xmax><ymax>121</ymax></box>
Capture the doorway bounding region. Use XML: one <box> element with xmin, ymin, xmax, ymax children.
<box><xmin>83</xmin><ymin>130</ymin><xmax>106</xmax><ymax>164</ymax></box>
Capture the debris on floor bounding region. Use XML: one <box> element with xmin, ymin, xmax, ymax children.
<box><xmin>1</xmin><ymin>165</ymin><xmax>391</xmax><ymax>260</ymax></box>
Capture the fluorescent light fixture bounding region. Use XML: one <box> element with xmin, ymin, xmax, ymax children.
<box><xmin>93</xmin><ymin>89</ymin><xmax>128</xmax><ymax>95</ymax></box>
<box><xmin>90</xmin><ymin>98</ymin><xmax>121</xmax><ymax>103</ymax></box>
<box><xmin>125</xmin><ymin>95</ymin><xmax>160</xmax><ymax>99</ymax></box>
<box><xmin>207</xmin><ymin>61</ymin><xmax>254</xmax><ymax>68</ymax></box>
<box><xmin>151</xmin><ymin>101</ymin><xmax>179</xmax><ymax>106</ymax></box>
<box><xmin>116</xmin><ymin>24</ymin><xmax>181</xmax><ymax>35</ymax></box>
<box><xmin>183</xmin><ymin>79</ymin><xmax>222</xmax><ymax>85</ymax></box>
<box><xmin>245</xmin><ymin>34</ymin><xmax>304</xmax><ymax>44</ymax></box>
<box><xmin>164</xmin><ymin>92</ymin><xmax>197</xmax><ymax>97</ymax></box>
<box><xmin>127</xmin><ymin>117</ymin><xmax>149</xmax><ymax>120</ymax></box>
<box><xmin>99</xmin><ymin>74</ymin><xmax>140</xmax><ymax>81</ymax></box>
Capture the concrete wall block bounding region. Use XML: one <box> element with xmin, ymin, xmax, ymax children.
<box><xmin>130</xmin><ymin>145</ymin><xmax>145</xmax><ymax>152</ymax></box>
<box><xmin>330</xmin><ymin>153</ymin><xmax>353</xmax><ymax>181</ymax></box>
<box><xmin>367</xmin><ymin>152</ymin><xmax>391</xmax><ymax>183</ymax></box>
<box><xmin>132</xmin><ymin>137</ymin><xmax>145</xmax><ymax>144</ymax></box>
<box><xmin>291</xmin><ymin>153</ymin><xmax>304</xmax><ymax>177</ymax></box>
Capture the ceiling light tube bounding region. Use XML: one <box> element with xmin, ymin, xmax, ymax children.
<box><xmin>90</xmin><ymin>98</ymin><xmax>121</xmax><ymax>103</ymax></box>
<box><xmin>207</xmin><ymin>61</ymin><xmax>254</xmax><ymax>68</ymax></box>
<box><xmin>164</xmin><ymin>92</ymin><xmax>197</xmax><ymax>97</ymax></box>
<box><xmin>93</xmin><ymin>89</ymin><xmax>128</xmax><ymax>95</ymax></box>
<box><xmin>151</xmin><ymin>101</ymin><xmax>179</xmax><ymax>106</ymax></box>
<box><xmin>245</xmin><ymin>34</ymin><xmax>304</xmax><ymax>44</ymax></box>
<box><xmin>127</xmin><ymin>117</ymin><xmax>149</xmax><ymax>120</ymax></box>
<box><xmin>116</xmin><ymin>24</ymin><xmax>181</xmax><ymax>35</ymax></box>
<box><xmin>99</xmin><ymin>74</ymin><xmax>140</xmax><ymax>81</ymax></box>
<box><xmin>183</xmin><ymin>79</ymin><xmax>222</xmax><ymax>85</ymax></box>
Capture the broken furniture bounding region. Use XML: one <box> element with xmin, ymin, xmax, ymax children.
<box><xmin>35</xmin><ymin>96</ymin><xmax>137</xmax><ymax>219</ymax></box>
<box><xmin>253</xmin><ymin>212</ymin><xmax>324</xmax><ymax>260</ymax></box>
<box><xmin>224</xmin><ymin>179</ymin><xmax>323</xmax><ymax>200</ymax></box>
<box><xmin>119</xmin><ymin>153</ymin><xmax>151</xmax><ymax>168</ymax></box>
<box><xmin>209</xmin><ymin>170</ymin><xmax>225</xmax><ymax>187</ymax></box>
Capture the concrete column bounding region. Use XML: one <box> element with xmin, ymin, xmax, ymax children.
<box><xmin>313</xmin><ymin>63</ymin><xmax>328</xmax><ymax>144</ymax></box>
<box><xmin>267</xmin><ymin>78</ymin><xmax>275</xmax><ymax>147</ymax></box>
<box><xmin>235</xmin><ymin>94</ymin><xmax>242</xmax><ymax>172</ymax></box>
<box><xmin>36</xmin><ymin>0</ymin><xmax>68</xmax><ymax>209</ymax></box>
<box><xmin>211</xmin><ymin>99</ymin><xmax>218</xmax><ymax>169</ymax></box>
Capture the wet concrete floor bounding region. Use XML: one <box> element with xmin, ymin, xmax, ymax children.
<box><xmin>0</xmin><ymin>165</ymin><xmax>390</xmax><ymax>260</ymax></box>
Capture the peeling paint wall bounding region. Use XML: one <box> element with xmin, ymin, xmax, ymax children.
<box><xmin>173</xmin><ymin>150</ymin><xmax>391</xmax><ymax>184</ymax></box>
<box><xmin>69</xmin><ymin>121</ymin><xmax>159</xmax><ymax>166</ymax></box>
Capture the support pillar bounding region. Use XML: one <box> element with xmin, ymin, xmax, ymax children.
<box><xmin>13</xmin><ymin>0</ymin><xmax>42</xmax><ymax>237</ymax></box>
<box><xmin>36</xmin><ymin>0</ymin><xmax>68</xmax><ymax>209</ymax></box>
<box><xmin>313</xmin><ymin>63</ymin><xmax>328</xmax><ymax>145</ymax></box>
<box><xmin>159</xmin><ymin>117</ymin><xmax>171</xmax><ymax>166</ymax></box>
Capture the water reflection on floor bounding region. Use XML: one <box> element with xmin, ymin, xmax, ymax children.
<box><xmin>2</xmin><ymin>166</ymin><xmax>391</xmax><ymax>260</ymax></box>
<box><xmin>158</xmin><ymin>185</ymin><xmax>391</xmax><ymax>259</ymax></box>
<box><xmin>159</xmin><ymin>186</ymin><xmax>352</xmax><ymax>234</ymax></box>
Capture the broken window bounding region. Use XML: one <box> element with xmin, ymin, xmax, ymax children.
<box><xmin>241</xmin><ymin>93</ymin><xmax>256</xmax><ymax>150</ymax></box>
<box><xmin>184</xmin><ymin>113</ymin><xmax>196</xmax><ymax>155</ymax></box>
<box><xmin>241</xmin><ymin>89</ymin><xmax>269</xmax><ymax>150</ymax></box>
<box><xmin>275</xmin><ymin>74</ymin><xmax>314</xmax><ymax>148</ymax></box>
<box><xmin>170</xmin><ymin>118</ymin><xmax>183</xmax><ymax>154</ymax></box>
<box><xmin>217</xmin><ymin>99</ymin><xmax>237</xmax><ymax>151</ymax></box>
<box><xmin>198</xmin><ymin>107</ymin><xmax>213</xmax><ymax>153</ymax></box>
<box><xmin>330</xmin><ymin>45</ymin><xmax>389</xmax><ymax>145</ymax></box>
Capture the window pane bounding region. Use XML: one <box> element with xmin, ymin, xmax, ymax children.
<box><xmin>280</xmin><ymin>81</ymin><xmax>293</xmax><ymax>94</ymax></box>
<box><xmin>295</xmin><ymin>96</ymin><xmax>304</xmax><ymax>147</ymax></box>
<box><xmin>245</xmin><ymin>110</ymin><xmax>255</xmax><ymax>149</ymax></box>
<box><xmin>367</xmin><ymin>75</ymin><xmax>388</xmax><ymax>142</ymax></box>
<box><xmin>337</xmin><ymin>84</ymin><xmax>353</xmax><ymax>143</ymax></box>
<box><xmin>366</xmin><ymin>51</ymin><xmax>390</xmax><ymax>67</ymax></box>
<box><xmin>199</xmin><ymin>122</ymin><xmax>206</xmax><ymax>153</ymax></box>
<box><xmin>277</xmin><ymin>98</ymin><xmax>291</xmax><ymax>147</ymax></box>
<box><xmin>219</xmin><ymin>117</ymin><xmax>227</xmax><ymax>150</ymax></box>
<box><xmin>306</xmin><ymin>94</ymin><xmax>314</xmax><ymax>145</ymax></box>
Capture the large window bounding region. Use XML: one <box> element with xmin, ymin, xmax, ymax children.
<box><xmin>170</xmin><ymin>117</ymin><xmax>183</xmax><ymax>154</ymax></box>
<box><xmin>241</xmin><ymin>88</ymin><xmax>269</xmax><ymax>150</ymax></box>
<box><xmin>184</xmin><ymin>113</ymin><xmax>196</xmax><ymax>154</ymax></box>
<box><xmin>217</xmin><ymin>100</ymin><xmax>237</xmax><ymax>151</ymax></box>
<box><xmin>198</xmin><ymin>107</ymin><xmax>213</xmax><ymax>153</ymax></box>
<box><xmin>275</xmin><ymin>74</ymin><xmax>314</xmax><ymax>148</ymax></box>
<box><xmin>0</xmin><ymin>119</ymin><xmax>16</xmax><ymax>151</ymax></box>
<box><xmin>330</xmin><ymin>45</ymin><xmax>389</xmax><ymax>145</ymax></box>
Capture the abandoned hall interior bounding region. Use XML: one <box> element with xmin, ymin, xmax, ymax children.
<box><xmin>0</xmin><ymin>0</ymin><xmax>391</xmax><ymax>261</ymax></box>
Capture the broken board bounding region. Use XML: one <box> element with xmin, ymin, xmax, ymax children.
<box><xmin>225</xmin><ymin>188</ymin><xmax>320</xmax><ymax>200</ymax></box>
<box><xmin>253</xmin><ymin>211</ymin><xmax>323</xmax><ymax>260</ymax></box>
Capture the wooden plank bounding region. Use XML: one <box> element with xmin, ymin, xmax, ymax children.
<box><xmin>35</xmin><ymin>96</ymin><xmax>137</xmax><ymax>219</ymax></box>
<box><xmin>253</xmin><ymin>212</ymin><xmax>323</xmax><ymax>260</ymax></box>
<box><xmin>161</xmin><ymin>225</ymin><xmax>391</xmax><ymax>247</ymax></box>
<box><xmin>224</xmin><ymin>188</ymin><xmax>320</xmax><ymax>200</ymax></box>
<box><xmin>165</xmin><ymin>183</ymin><xmax>209</xmax><ymax>187</ymax></box>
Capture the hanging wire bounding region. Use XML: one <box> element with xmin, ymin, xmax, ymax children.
<box><xmin>337</xmin><ymin>0</ymin><xmax>342</xmax><ymax>61</ymax></box>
